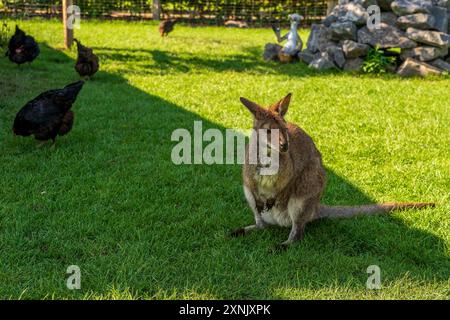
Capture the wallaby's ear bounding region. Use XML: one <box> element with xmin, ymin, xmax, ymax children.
<box><xmin>240</xmin><ymin>97</ymin><xmax>267</xmax><ymax>119</ymax></box>
<box><xmin>270</xmin><ymin>93</ymin><xmax>292</xmax><ymax>117</ymax></box>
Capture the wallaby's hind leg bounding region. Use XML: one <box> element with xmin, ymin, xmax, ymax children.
<box><xmin>272</xmin><ymin>198</ymin><xmax>318</xmax><ymax>251</ymax></box>
<box><xmin>275</xmin><ymin>223</ymin><xmax>306</xmax><ymax>251</ymax></box>
<box><xmin>270</xmin><ymin>222</ymin><xmax>306</xmax><ymax>253</ymax></box>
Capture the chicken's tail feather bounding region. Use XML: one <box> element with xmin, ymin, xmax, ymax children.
<box><xmin>316</xmin><ymin>202</ymin><xmax>435</xmax><ymax>220</ymax></box>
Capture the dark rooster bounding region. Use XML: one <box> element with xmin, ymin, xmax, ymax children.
<box><xmin>13</xmin><ymin>81</ymin><xmax>84</xmax><ymax>147</ymax></box>
<box><xmin>74</xmin><ymin>38</ymin><xmax>99</xmax><ymax>79</ymax></box>
<box><xmin>159</xmin><ymin>19</ymin><xmax>178</xmax><ymax>37</ymax></box>
<box><xmin>6</xmin><ymin>26</ymin><xmax>40</xmax><ymax>66</ymax></box>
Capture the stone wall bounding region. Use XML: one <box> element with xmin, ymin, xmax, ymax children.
<box><xmin>299</xmin><ymin>0</ymin><xmax>450</xmax><ymax>76</ymax></box>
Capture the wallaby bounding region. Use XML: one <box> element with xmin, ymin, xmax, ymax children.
<box><xmin>231</xmin><ymin>93</ymin><xmax>434</xmax><ymax>251</ymax></box>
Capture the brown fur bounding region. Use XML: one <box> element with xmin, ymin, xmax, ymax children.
<box><xmin>232</xmin><ymin>93</ymin><xmax>434</xmax><ymax>250</ymax></box>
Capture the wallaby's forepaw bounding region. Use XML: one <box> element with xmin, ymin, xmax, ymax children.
<box><xmin>269</xmin><ymin>243</ymin><xmax>290</xmax><ymax>254</ymax></box>
<box><xmin>229</xmin><ymin>228</ymin><xmax>246</xmax><ymax>238</ymax></box>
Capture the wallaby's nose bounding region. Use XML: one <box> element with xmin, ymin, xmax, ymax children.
<box><xmin>280</xmin><ymin>142</ymin><xmax>288</xmax><ymax>152</ymax></box>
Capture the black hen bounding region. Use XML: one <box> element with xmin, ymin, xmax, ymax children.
<box><xmin>6</xmin><ymin>26</ymin><xmax>40</xmax><ymax>66</ymax></box>
<box><xmin>159</xmin><ymin>19</ymin><xmax>177</xmax><ymax>37</ymax></box>
<box><xmin>74</xmin><ymin>38</ymin><xmax>99</xmax><ymax>79</ymax></box>
<box><xmin>13</xmin><ymin>81</ymin><xmax>84</xmax><ymax>146</ymax></box>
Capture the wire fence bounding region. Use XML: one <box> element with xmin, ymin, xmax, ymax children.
<box><xmin>0</xmin><ymin>0</ymin><xmax>328</xmax><ymax>26</ymax></box>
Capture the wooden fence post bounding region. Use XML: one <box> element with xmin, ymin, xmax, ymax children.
<box><xmin>63</xmin><ymin>0</ymin><xmax>74</xmax><ymax>49</ymax></box>
<box><xmin>152</xmin><ymin>0</ymin><xmax>161</xmax><ymax>20</ymax></box>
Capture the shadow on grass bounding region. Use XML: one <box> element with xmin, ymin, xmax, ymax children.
<box><xmin>93</xmin><ymin>46</ymin><xmax>450</xmax><ymax>81</ymax></box>
<box><xmin>92</xmin><ymin>46</ymin><xmax>336</xmax><ymax>77</ymax></box>
<box><xmin>0</xmin><ymin>44</ymin><xmax>447</xmax><ymax>299</ymax></box>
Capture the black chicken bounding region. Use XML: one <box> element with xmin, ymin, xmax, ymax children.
<box><xmin>74</xmin><ymin>38</ymin><xmax>99</xmax><ymax>79</ymax></box>
<box><xmin>159</xmin><ymin>19</ymin><xmax>178</xmax><ymax>37</ymax></box>
<box><xmin>6</xmin><ymin>26</ymin><xmax>40</xmax><ymax>66</ymax></box>
<box><xmin>13</xmin><ymin>81</ymin><xmax>85</xmax><ymax>147</ymax></box>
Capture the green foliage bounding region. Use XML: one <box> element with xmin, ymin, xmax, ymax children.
<box><xmin>362</xmin><ymin>46</ymin><xmax>397</xmax><ymax>75</ymax></box>
<box><xmin>0</xmin><ymin>21</ymin><xmax>10</xmax><ymax>50</ymax></box>
<box><xmin>386</xmin><ymin>47</ymin><xmax>401</xmax><ymax>54</ymax></box>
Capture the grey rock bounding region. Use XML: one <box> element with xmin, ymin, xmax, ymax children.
<box><xmin>263</xmin><ymin>43</ymin><xmax>282</xmax><ymax>61</ymax></box>
<box><xmin>397</xmin><ymin>13</ymin><xmax>435</xmax><ymax>29</ymax></box>
<box><xmin>353</xmin><ymin>0</ymin><xmax>379</xmax><ymax>8</ymax></box>
<box><xmin>334</xmin><ymin>51</ymin><xmax>347</xmax><ymax>68</ymax></box>
<box><xmin>330</xmin><ymin>22</ymin><xmax>357</xmax><ymax>41</ymax></box>
<box><xmin>406</xmin><ymin>27</ymin><xmax>450</xmax><ymax>46</ymax></box>
<box><xmin>309</xmin><ymin>52</ymin><xmax>337</xmax><ymax>70</ymax></box>
<box><xmin>400</xmin><ymin>45</ymin><xmax>448</xmax><ymax>61</ymax></box>
<box><xmin>391</xmin><ymin>0</ymin><xmax>430</xmax><ymax>16</ymax></box>
<box><xmin>433</xmin><ymin>0</ymin><xmax>449</xmax><ymax>9</ymax></box>
<box><xmin>448</xmin><ymin>12</ymin><xmax>450</xmax><ymax>33</ymax></box>
<box><xmin>332</xmin><ymin>3</ymin><xmax>369</xmax><ymax>26</ymax></box>
<box><xmin>410</xmin><ymin>0</ymin><xmax>434</xmax><ymax>7</ymax></box>
<box><xmin>343</xmin><ymin>57</ymin><xmax>364</xmax><ymax>71</ymax></box>
<box><xmin>358</xmin><ymin>23</ymin><xmax>418</xmax><ymax>48</ymax></box>
<box><xmin>326</xmin><ymin>45</ymin><xmax>346</xmax><ymax>68</ymax></box>
<box><xmin>323</xmin><ymin>14</ymin><xmax>338</xmax><ymax>27</ymax></box>
<box><xmin>429</xmin><ymin>58</ymin><xmax>450</xmax><ymax>71</ymax></box>
<box><xmin>428</xmin><ymin>5</ymin><xmax>448</xmax><ymax>33</ymax></box>
<box><xmin>298</xmin><ymin>50</ymin><xmax>317</xmax><ymax>64</ymax></box>
<box><xmin>378</xmin><ymin>0</ymin><xmax>396</xmax><ymax>10</ymax></box>
<box><xmin>381</xmin><ymin>12</ymin><xmax>399</xmax><ymax>26</ymax></box>
<box><xmin>341</xmin><ymin>40</ymin><xmax>370</xmax><ymax>57</ymax></box>
<box><xmin>320</xmin><ymin>41</ymin><xmax>338</xmax><ymax>53</ymax></box>
<box><xmin>397</xmin><ymin>57</ymin><xmax>443</xmax><ymax>76</ymax></box>
<box><xmin>306</xmin><ymin>24</ymin><xmax>333</xmax><ymax>53</ymax></box>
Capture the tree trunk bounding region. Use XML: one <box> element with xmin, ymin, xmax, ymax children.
<box><xmin>152</xmin><ymin>0</ymin><xmax>161</xmax><ymax>20</ymax></box>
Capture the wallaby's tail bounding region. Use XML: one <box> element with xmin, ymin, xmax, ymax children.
<box><xmin>317</xmin><ymin>202</ymin><xmax>435</xmax><ymax>220</ymax></box>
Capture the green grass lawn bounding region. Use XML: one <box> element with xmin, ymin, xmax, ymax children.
<box><xmin>0</xmin><ymin>19</ymin><xmax>449</xmax><ymax>300</ymax></box>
